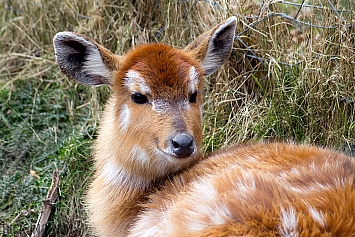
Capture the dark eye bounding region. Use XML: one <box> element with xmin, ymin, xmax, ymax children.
<box><xmin>189</xmin><ymin>91</ymin><xmax>198</xmax><ymax>103</ymax></box>
<box><xmin>132</xmin><ymin>92</ymin><xmax>148</xmax><ymax>104</ymax></box>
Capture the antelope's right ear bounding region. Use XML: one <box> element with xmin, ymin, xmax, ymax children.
<box><xmin>53</xmin><ymin>32</ymin><xmax>121</xmax><ymax>86</ymax></box>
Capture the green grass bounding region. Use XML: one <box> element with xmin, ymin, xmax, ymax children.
<box><xmin>0</xmin><ymin>74</ymin><xmax>98</xmax><ymax>235</ymax></box>
<box><xmin>1</xmin><ymin>0</ymin><xmax>354</xmax><ymax>236</ymax></box>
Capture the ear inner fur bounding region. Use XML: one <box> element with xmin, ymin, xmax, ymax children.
<box><xmin>53</xmin><ymin>32</ymin><xmax>121</xmax><ymax>86</ymax></box>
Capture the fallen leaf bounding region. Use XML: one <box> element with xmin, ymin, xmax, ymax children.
<box><xmin>30</xmin><ymin>169</ymin><xmax>39</xmax><ymax>179</ymax></box>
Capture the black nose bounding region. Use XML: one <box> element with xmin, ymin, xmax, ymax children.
<box><xmin>170</xmin><ymin>133</ymin><xmax>196</xmax><ymax>158</ymax></box>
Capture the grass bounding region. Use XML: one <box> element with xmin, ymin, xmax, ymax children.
<box><xmin>0</xmin><ymin>72</ymin><xmax>98</xmax><ymax>235</ymax></box>
<box><xmin>0</xmin><ymin>0</ymin><xmax>354</xmax><ymax>236</ymax></box>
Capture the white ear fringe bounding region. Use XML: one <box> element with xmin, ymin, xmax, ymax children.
<box><xmin>201</xmin><ymin>16</ymin><xmax>237</xmax><ymax>76</ymax></box>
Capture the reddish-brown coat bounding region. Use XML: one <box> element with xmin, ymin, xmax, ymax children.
<box><xmin>132</xmin><ymin>143</ymin><xmax>355</xmax><ymax>236</ymax></box>
<box><xmin>53</xmin><ymin>17</ymin><xmax>355</xmax><ymax>237</ymax></box>
<box><xmin>87</xmin><ymin>43</ymin><xmax>206</xmax><ymax>237</ymax></box>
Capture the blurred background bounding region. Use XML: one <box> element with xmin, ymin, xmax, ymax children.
<box><xmin>0</xmin><ymin>0</ymin><xmax>354</xmax><ymax>236</ymax></box>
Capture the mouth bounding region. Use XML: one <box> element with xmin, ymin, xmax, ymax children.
<box><xmin>155</xmin><ymin>147</ymin><xmax>197</xmax><ymax>162</ymax></box>
<box><xmin>155</xmin><ymin>133</ymin><xmax>197</xmax><ymax>161</ymax></box>
<box><xmin>165</xmin><ymin>147</ymin><xmax>196</xmax><ymax>158</ymax></box>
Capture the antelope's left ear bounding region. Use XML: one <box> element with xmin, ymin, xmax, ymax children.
<box><xmin>184</xmin><ymin>16</ymin><xmax>237</xmax><ymax>76</ymax></box>
<box><xmin>53</xmin><ymin>32</ymin><xmax>121</xmax><ymax>86</ymax></box>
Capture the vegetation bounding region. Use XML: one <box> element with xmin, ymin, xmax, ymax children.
<box><xmin>0</xmin><ymin>0</ymin><xmax>354</xmax><ymax>236</ymax></box>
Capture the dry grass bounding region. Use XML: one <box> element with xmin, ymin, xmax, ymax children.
<box><xmin>202</xmin><ymin>0</ymin><xmax>355</xmax><ymax>152</ymax></box>
<box><xmin>0</xmin><ymin>0</ymin><xmax>354</xmax><ymax>235</ymax></box>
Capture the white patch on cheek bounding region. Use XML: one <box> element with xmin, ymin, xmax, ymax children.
<box><xmin>100</xmin><ymin>159</ymin><xmax>150</xmax><ymax>188</ymax></box>
<box><xmin>189</xmin><ymin>66</ymin><xmax>199</xmax><ymax>93</ymax></box>
<box><xmin>119</xmin><ymin>104</ymin><xmax>130</xmax><ymax>132</ymax></box>
<box><xmin>124</xmin><ymin>70</ymin><xmax>151</xmax><ymax>94</ymax></box>
<box><xmin>101</xmin><ymin>160</ymin><xmax>124</xmax><ymax>185</ymax></box>
<box><xmin>130</xmin><ymin>145</ymin><xmax>149</xmax><ymax>164</ymax></box>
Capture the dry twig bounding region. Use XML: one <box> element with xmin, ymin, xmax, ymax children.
<box><xmin>31</xmin><ymin>169</ymin><xmax>62</xmax><ymax>237</ymax></box>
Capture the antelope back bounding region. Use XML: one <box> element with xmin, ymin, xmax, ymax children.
<box><xmin>130</xmin><ymin>143</ymin><xmax>355</xmax><ymax>237</ymax></box>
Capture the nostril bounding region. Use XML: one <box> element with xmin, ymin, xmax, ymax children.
<box><xmin>170</xmin><ymin>134</ymin><xmax>195</xmax><ymax>158</ymax></box>
<box><xmin>172</xmin><ymin>139</ymin><xmax>181</xmax><ymax>149</ymax></box>
<box><xmin>171</xmin><ymin>134</ymin><xmax>193</xmax><ymax>149</ymax></box>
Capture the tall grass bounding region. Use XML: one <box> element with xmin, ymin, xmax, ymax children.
<box><xmin>0</xmin><ymin>0</ymin><xmax>354</xmax><ymax>235</ymax></box>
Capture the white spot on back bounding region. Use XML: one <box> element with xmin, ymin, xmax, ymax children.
<box><xmin>245</xmin><ymin>156</ymin><xmax>258</xmax><ymax>162</ymax></box>
<box><xmin>308</xmin><ymin>206</ymin><xmax>326</xmax><ymax>227</ymax></box>
<box><xmin>190</xmin><ymin>179</ymin><xmax>231</xmax><ymax>227</ymax></box>
<box><xmin>129</xmin><ymin>223</ymin><xmax>161</xmax><ymax>237</ymax></box>
<box><xmin>235</xmin><ymin>171</ymin><xmax>257</xmax><ymax>196</ymax></box>
<box><xmin>290</xmin><ymin>168</ymin><xmax>301</xmax><ymax>175</ymax></box>
<box><xmin>153</xmin><ymin>178</ymin><xmax>230</xmax><ymax>235</ymax></box>
<box><xmin>279</xmin><ymin>206</ymin><xmax>298</xmax><ymax>237</ymax></box>
<box><xmin>124</xmin><ymin>70</ymin><xmax>151</xmax><ymax>94</ymax></box>
<box><xmin>119</xmin><ymin>104</ymin><xmax>130</xmax><ymax>132</ymax></box>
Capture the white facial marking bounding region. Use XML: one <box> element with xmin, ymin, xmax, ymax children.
<box><xmin>124</xmin><ymin>70</ymin><xmax>151</xmax><ymax>94</ymax></box>
<box><xmin>279</xmin><ymin>206</ymin><xmax>298</xmax><ymax>237</ymax></box>
<box><xmin>151</xmin><ymin>100</ymin><xmax>170</xmax><ymax>114</ymax></box>
<box><xmin>119</xmin><ymin>104</ymin><xmax>130</xmax><ymax>132</ymax></box>
<box><xmin>161</xmin><ymin>146</ymin><xmax>196</xmax><ymax>160</ymax></box>
<box><xmin>154</xmin><ymin>148</ymin><xmax>196</xmax><ymax>177</ymax></box>
<box><xmin>130</xmin><ymin>145</ymin><xmax>149</xmax><ymax>164</ymax></box>
<box><xmin>100</xmin><ymin>159</ymin><xmax>149</xmax><ymax>189</ymax></box>
<box><xmin>162</xmin><ymin>147</ymin><xmax>176</xmax><ymax>157</ymax></box>
<box><xmin>189</xmin><ymin>66</ymin><xmax>199</xmax><ymax>93</ymax></box>
<box><xmin>101</xmin><ymin>159</ymin><xmax>127</xmax><ymax>185</ymax></box>
<box><xmin>151</xmin><ymin>99</ymin><xmax>190</xmax><ymax>114</ymax></box>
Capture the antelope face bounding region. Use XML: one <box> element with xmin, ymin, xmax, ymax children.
<box><xmin>53</xmin><ymin>17</ymin><xmax>236</xmax><ymax>178</ymax></box>
<box><xmin>113</xmin><ymin>44</ymin><xmax>204</xmax><ymax>163</ymax></box>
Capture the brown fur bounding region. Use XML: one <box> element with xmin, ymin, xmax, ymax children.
<box><xmin>86</xmin><ymin>41</ymin><xmax>207</xmax><ymax>237</ymax></box>
<box><xmin>53</xmin><ymin>17</ymin><xmax>355</xmax><ymax>237</ymax></box>
<box><xmin>131</xmin><ymin>143</ymin><xmax>355</xmax><ymax>236</ymax></box>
